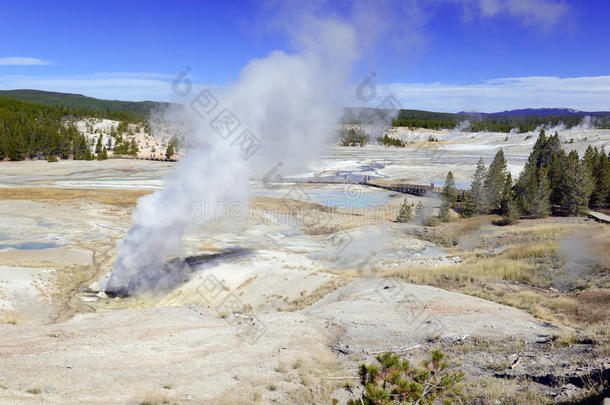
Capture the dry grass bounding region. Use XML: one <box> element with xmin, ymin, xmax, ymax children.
<box><xmin>216</xmin><ymin>350</ymin><xmax>344</xmax><ymax>405</ymax></box>
<box><xmin>382</xmin><ymin>217</ymin><xmax>610</xmax><ymax>345</ymax></box>
<box><xmin>384</xmin><ymin>256</ymin><xmax>537</xmax><ymax>285</ymax></box>
<box><xmin>550</xmin><ymin>330</ymin><xmax>580</xmax><ymax>349</ymax></box>
<box><xmin>99</xmin><ymin>294</ymin><xmax>161</xmax><ymax>311</ymax></box>
<box><xmin>279</xmin><ymin>278</ymin><xmax>348</xmax><ymax>311</ymax></box>
<box><xmin>451</xmin><ymin>336</ymin><xmax>525</xmax><ymax>355</ymax></box>
<box><xmin>332</xmin><ymin>217</ymin><xmax>610</xmax><ymax>353</ymax></box>
<box><xmin>455</xmin><ymin>375</ymin><xmax>551</xmax><ymax>404</ymax></box>
<box><xmin>0</xmin><ymin>187</ymin><xmax>151</xmax><ymax>207</ymax></box>
<box><xmin>286</xmin><ymin>355</ymin><xmax>344</xmax><ymax>405</ymax></box>
<box><xmin>420</xmin><ymin>215</ymin><xmax>498</xmax><ymax>247</ymax></box>
<box><xmin>237</xmin><ymin>275</ymin><xmax>258</xmax><ymax>290</ymax></box>
<box><xmin>136</xmin><ymin>390</ymin><xmax>175</xmax><ymax>405</ymax></box>
<box><xmin>504</xmin><ymin>241</ymin><xmax>558</xmax><ymax>261</ymax></box>
<box><xmin>486</xmin><ymin>359</ymin><xmax>513</xmax><ymax>372</ymax></box>
<box><xmin>1</xmin><ymin>311</ymin><xmax>19</xmax><ymax>325</ymax></box>
<box><xmin>576</xmin><ymin>225</ymin><xmax>610</xmax><ymax>268</ymax></box>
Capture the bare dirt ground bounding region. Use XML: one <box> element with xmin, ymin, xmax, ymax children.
<box><xmin>0</xmin><ymin>129</ymin><xmax>608</xmax><ymax>404</ymax></box>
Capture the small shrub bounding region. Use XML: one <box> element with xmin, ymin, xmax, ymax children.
<box><xmin>379</xmin><ymin>134</ymin><xmax>405</xmax><ymax>147</ymax></box>
<box><xmin>424</xmin><ymin>216</ymin><xmax>441</xmax><ymax>227</ymax></box>
<box><xmin>498</xmin><ymin>200</ymin><xmax>520</xmax><ymax>225</ymax></box>
<box><xmin>438</xmin><ymin>200</ymin><xmax>451</xmax><ymax>222</ymax></box>
<box><xmin>414</xmin><ymin>201</ymin><xmax>426</xmax><ymax>223</ymax></box>
<box><xmin>345</xmin><ymin>350</ymin><xmax>463</xmax><ymax>405</ymax></box>
<box><xmin>2</xmin><ymin>312</ymin><xmax>18</xmax><ymax>325</ymax></box>
<box><xmin>340</xmin><ymin>127</ymin><xmax>370</xmax><ymax>146</ymax></box>
<box><xmin>396</xmin><ymin>199</ymin><xmax>415</xmax><ymax>223</ymax></box>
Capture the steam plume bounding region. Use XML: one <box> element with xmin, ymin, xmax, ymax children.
<box><xmin>102</xmin><ymin>17</ymin><xmax>359</xmax><ymax>294</ymax></box>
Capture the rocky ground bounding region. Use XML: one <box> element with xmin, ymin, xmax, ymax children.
<box><xmin>74</xmin><ymin>118</ymin><xmax>183</xmax><ymax>160</ymax></box>
<box><xmin>0</xmin><ymin>129</ymin><xmax>608</xmax><ymax>404</ymax></box>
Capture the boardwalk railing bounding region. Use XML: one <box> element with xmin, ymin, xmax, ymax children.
<box><xmin>362</xmin><ymin>181</ymin><xmax>468</xmax><ymax>201</ymax></box>
<box><xmin>264</xmin><ymin>177</ymin><xmax>468</xmax><ymax>201</ymax></box>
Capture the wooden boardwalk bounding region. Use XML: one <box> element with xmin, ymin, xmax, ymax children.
<box><xmin>362</xmin><ymin>181</ymin><xmax>468</xmax><ymax>201</ymax></box>
<box><xmin>267</xmin><ymin>178</ymin><xmax>469</xmax><ymax>201</ymax></box>
<box><xmin>588</xmin><ymin>210</ymin><xmax>610</xmax><ymax>224</ymax></box>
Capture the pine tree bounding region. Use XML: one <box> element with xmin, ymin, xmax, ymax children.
<box><xmin>483</xmin><ymin>149</ymin><xmax>508</xmax><ymax>212</ymax></box>
<box><xmin>531</xmin><ymin>167</ymin><xmax>551</xmax><ymax>218</ymax></box>
<box><xmin>443</xmin><ymin>171</ymin><xmax>457</xmax><ymax>205</ymax></box>
<box><xmin>117</xmin><ymin>121</ymin><xmax>128</xmax><ymax>134</ymax></box>
<box><xmin>530</xmin><ymin>129</ymin><xmax>547</xmax><ymax>168</ymax></box>
<box><xmin>499</xmin><ymin>173</ymin><xmax>513</xmax><ymax>215</ymax></box>
<box><xmin>129</xmin><ymin>139</ymin><xmax>139</xmax><ymax>156</ymax></box>
<box><xmin>501</xmin><ymin>198</ymin><xmax>520</xmax><ymax>225</ymax></box>
<box><xmin>438</xmin><ymin>199</ymin><xmax>451</xmax><ymax>222</ymax></box>
<box><xmin>7</xmin><ymin>133</ymin><xmax>22</xmax><ymax>161</ymax></box>
<box><xmin>97</xmin><ymin>146</ymin><xmax>108</xmax><ymax>160</ymax></box>
<box><xmin>515</xmin><ymin>131</ymin><xmax>551</xmax><ymax>216</ymax></box>
<box><xmin>414</xmin><ymin>201</ymin><xmax>426</xmax><ymax>223</ymax></box>
<box><xmin>396</xmin><ymin>199</ymin><xmax>414</xmax><ymax>223</ymax></box>
<box><xmin>470</xmin><ymin>157</ymin><xmax>487</xmax><ymax>214</ymax></box>
<box><xmin>460</xmin><ymin>192</ymin><xmax>475</xmax><ymax>217</ymax></box>
<box><xmin>438</xmin><ymin>171</ymin><xmax>456</xmax><ymax>222</ymax></box>
<box><xmin>95</xmin><ymin>134</ymin><xmax>103</xmax><ymax>156</ymax></box>
<box><xmin>600</xmin><ymin>149</ymin><xmax>610</xmax><ymax>206</ymax></box>
<box><xmin>547</xmin><ymin>148</ymin><xmax>566</xmax><ymax>205</ymax></box>
<box><xmin>560</xmin><ymin>151</ymin><xmax>593</xmax><ymax>215</ymax></box>
<box><xmin>500</xmin><ymin>173</ymin><xmax>519</xmax><ymax>224</ymax></box>
<box><xmin>583</xmin><ymin>145</ymin><xmax>597</xmax><ymax>174</ymax></box>
<box><xmin>589</xmin><ymin>147</ymin><xmax>610</xmax><ymax>208</ymax></box>
<box><xmin>165</xmin><ymin>142</ymin><xmax>175</xmax><ymax>159</ymax></box>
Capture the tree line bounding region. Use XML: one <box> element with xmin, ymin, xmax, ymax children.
<box><xmin>378</xmin><ymin>134</ymin><xmax>404</xmax><ymax>147</ymax></box>
<box><xmin>0</xmin><ymin>97</ymin><xmax>95</xmax><ymax>161</ymax></box>
<box><xmin>435</xmin><ymin>130</ymin><xmax>610</xmax><ymax>225</ymax></box>
<box><xmin>339</xmin><ymin>127</ymin><xmax>370</xmax><ymax>146</ymax></box>
<box><xmin>391</xmin><ymin>111</ymin><xmax>610</xmax><ymax>133</ymax></box>
<box><xmin>0</xmin><ymin>90</ymin><xmax>161</xmax><ymax>123</ymax></box>
<box><xmin>0</xmin><ymin>97</ymin><xmax>156</xmax><ymax>161</ymax></box>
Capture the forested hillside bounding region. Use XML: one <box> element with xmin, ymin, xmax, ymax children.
<box><xmin>0</xmin><ymin>90</ymin><xmax>165</xmax><ymax>122</ymax></box>
<box><xmin>393</xmin><ymin>110</ymin><xmax>610</xmax><ymax>133</ymax></box>
<box><xmin>342</xmin><ymin>107</ymin><xmax>610</xmax><ymax>132</ymax></box>
<box><xmin>0</xmin><ymin>97</ymin><xmax>94</xmax><ymax>161</ymax></box>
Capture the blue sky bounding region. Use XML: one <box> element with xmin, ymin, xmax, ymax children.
<box><xmin>0</xmin><ymin>0</ymin><xmax>609</xmax><ymax>112</ymax></box>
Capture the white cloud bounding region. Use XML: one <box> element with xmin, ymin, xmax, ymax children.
<box><xmin>383</xmin><ymin>75</ymin><xmax>610</xmax><ymax>112</ymax></box>
<box><xmin>454</xmin><ymin>0</ymin><xmax>570</xmax><ymax>28</ymax></box>
<box><xmin>0</xmin><ymin>57</ymin><xmax>51</xmax><ymax>66</ymax></box>
<box><xmin>2</xmin><ymin>72</ymin><xmax>608</xmax><ymax>113</ymax></box>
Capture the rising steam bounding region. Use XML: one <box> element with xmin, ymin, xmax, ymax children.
<box><xmin>101</xmin><ymin>17</ymin><xmax>360</xmax><ymax>294</ymax></box>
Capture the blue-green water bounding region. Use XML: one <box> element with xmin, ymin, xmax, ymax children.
<box><xmin>257</xmin><ymin>186</ymin><xmax>394</xmax><ymax>209</ymax></box>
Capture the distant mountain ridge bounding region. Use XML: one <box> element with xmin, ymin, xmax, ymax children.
<box><xmin>2</xmin><ymin>90</ymin><xmax>608</xmax><ymax>120</ymax></box>
<box><xmin>458</xmin><ymin>108</ymin><xmax>610</xmax><ymax>118</ymax></box>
